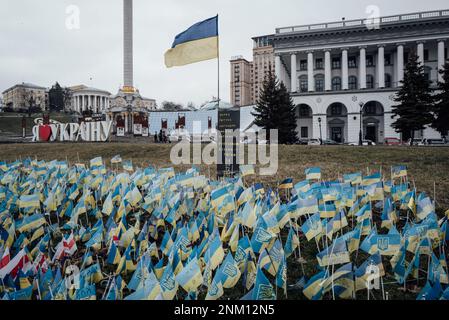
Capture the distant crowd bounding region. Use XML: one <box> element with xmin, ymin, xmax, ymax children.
<box><xmin>154</xmin><ymin>130</ymin><xmax>169</xmax><ymax>144</ymax></box>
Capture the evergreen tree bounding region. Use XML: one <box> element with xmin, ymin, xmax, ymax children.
<box><xmin>391</xmin><ymin>52</ymin><xmax>434</xmax><ymax>144</ymax></box>
<box><xmin>432</xmin><ymin>62</ymin><xmax>449</xmax><ymax>139</ymax></box>
<box><xmin>251</xmin><ymin>70</ymin><xmax>298</xmax><ymax>144</ymax></box>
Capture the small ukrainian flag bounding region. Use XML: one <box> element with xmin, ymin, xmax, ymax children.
<box><xmin>165</xmin><ymin>16</ymin><xmax>219</xmax><ymax>68</ymax></box>
<box><xmin>305</xmin><ymin>167</ymin><xmax>321</xmax><ymax>180</ymax></box>
<box><xmin>279</xmin><ymin>178</ymin><xmax>293</xmax><ymax>190</ymax></box>
<box><xmin>391</xmin><ymin>165</ymin><xmax>407</xmax><ymax>179</ymax></box>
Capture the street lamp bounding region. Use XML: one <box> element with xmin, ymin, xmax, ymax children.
<box><xmin>359</xmin><ymin>101</ymin><xmax>365</xmax><ymax>146</ymax></box>
<box><xmin>318</xmin><ymin>117</ymin><xmax>322</xmax><ymax>143</ymax></box>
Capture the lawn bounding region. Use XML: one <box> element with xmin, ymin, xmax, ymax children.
<box><xmin>2</xmin><ymin>143</ymin><xmax>449</xmax><ymax>210</ymax></box>
<box><xmin>1</xmin><ymin>142</ymin><xmax>448</xmax><ymax>300</ymax></box>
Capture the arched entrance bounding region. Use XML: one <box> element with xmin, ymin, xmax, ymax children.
<box><xmin>363</xmin><ymin>101</ymin><xmax>385</xmax><ymax>143</ymax></box>
<box><xmin>296</xmin><ymin>104</ymin><xmax>313</xmax><ymax>140</ymax></box>
<box><xmin>327</xmin><ymin>103</ymin><xmax>348</xmax><ymax>143</ymax></box>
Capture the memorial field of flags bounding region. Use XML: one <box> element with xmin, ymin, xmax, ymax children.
<box><xmin>0</xmin><ymin>158</ymin><xmax>449</xmax><ymax>300</ymax></box>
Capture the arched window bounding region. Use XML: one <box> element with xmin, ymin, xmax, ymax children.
<box><xmin>385</xmin><ymin>74</ymin><xmax>392</xmax><ymax>88</ymax></box>
<box><xmin>366</xmin><ymin>75</ymin><xmax>374</xmax><ymax>89</ymax></box>
<box><xmin>332</xmin><ymin>77</ymin><xmax>342</xmax><ymax>91</ymax></box>
<box><xmin>298</xmin><ymin>104</ymin><xmax>312</xmax><ymax>118</ymax></box>
<box><xmin>349</xmin><ymin>76</ymin><xmax>358</xmax><ymax>90</ymax></box>
<box><xmin>299</xmin><ymin>76</ymin><xmax>308</xmax><ymax>92</ymax></box>
<box><xmin>315</xmin><ymin>74</ymin><xmax>324</xmax><ymax>92</ymax></box>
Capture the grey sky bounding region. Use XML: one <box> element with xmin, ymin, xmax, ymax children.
<box><xmin>1</xmin><ymin>0</ymin><xmax>448</xmax><ymax>106</ymax></box>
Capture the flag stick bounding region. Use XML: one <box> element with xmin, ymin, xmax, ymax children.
<box><xmin>434</xmin><ymin>181</ymin><xmax>437</xmax><ymax>207</ymax></box>
<box><xmin>216</xmin><ymin>14</ymin><xmax>220</xmax><ymax>104</ymax></box>
<box><xmin>35</xmin><ymin>278</ymin><xmax>42</xmax><ymax>300</ymax></box>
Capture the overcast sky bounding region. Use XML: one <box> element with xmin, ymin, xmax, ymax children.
<box><xmin>1</xmin><ymin>0</ymin><xmax>448</xmax><ymax>106</ymax></box>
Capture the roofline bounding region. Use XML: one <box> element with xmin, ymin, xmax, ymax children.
<box><xmin>2</xmin><ymin>83</ymin><xmax>48</xmax><ymax>94</ymax></box>
<box><xmin>276</xmin><ymin>9</ymin><xmax>449</xmax><ymax>35</ymax></box>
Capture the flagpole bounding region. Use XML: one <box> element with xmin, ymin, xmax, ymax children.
<box><xmin>216</xmin><ymin>14</ymin><xmax>220</xmax><ymax>104</ymax></box>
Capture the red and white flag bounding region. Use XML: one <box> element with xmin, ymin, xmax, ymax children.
<box><xmin>53</xmin><ymin>233</ymin><xmax>77</xmax><ymax>262</ymax></box>
<box><xmin>0</xmin><ymin>247</ymin><xmax>10</xmax><ymax>269</ymax></box>
<box><xmin>63</xmin><ymin>233</ymin><xmax>77</xmax><ymax>256</ymax></box>
<box><xmin>0</xmin><ymin>249</ymin><xmax>31</xmax><ymax>279</ymax></box>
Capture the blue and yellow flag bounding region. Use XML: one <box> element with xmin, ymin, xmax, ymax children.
<box><xmin>165</xmin><ymin>16</ymin><xmax>219</xmax><ymax>68</ymax></box>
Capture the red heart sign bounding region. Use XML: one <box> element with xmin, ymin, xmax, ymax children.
<box><xmin>39</xmin><ymin>125</ymin><xmax>52</xmax><ymax>142</ymax></box>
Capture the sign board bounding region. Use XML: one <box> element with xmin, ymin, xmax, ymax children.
<box><xmin>117</xmin><ymin>127</ymin><xmax>125</xmax><ymax>137</ymax></box>
<box><xmin>133</xmin><ymin>124</ymin><xmax>143</xmax><ymax>136</ymax></box>
<box><xmin>142</xmin><ymin>127</ymin><xmax>149</xmax><ymax>137</ymax></box>
<box><xmin>217</xmin><ymin>109</ymin><xmax>240</xmax><ymax>179</ymax></box>
<box><xmin>32</xmin><ymin>121</ymin><xmax>112</xmax><ymax>142</ymax></box>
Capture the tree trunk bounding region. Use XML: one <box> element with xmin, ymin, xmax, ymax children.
<box><xmin>410</xmin><ymin>130</ymin><xmax>415</xmax><ymax>146</ymax></box>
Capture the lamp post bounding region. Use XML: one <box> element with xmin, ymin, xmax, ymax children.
<box><xmin>318</xmin><ymin>117</ymin><xmax>322</xmax><ymax>144</ymax></box>
<box><xmin>359</xmin><ymin>101</ymin><xmax>365</xmax><ymax>146</ymax></box>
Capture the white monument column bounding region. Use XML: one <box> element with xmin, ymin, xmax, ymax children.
<box><xmin>124</xmin><ymin>0</ymin><xmax>134</xmax><ymax>88</ymax></box>
<box><xmin>359</xmin><ymin>46</ymin><xmax>367</xmax><ymax>89</ymax></box>
<box><xmin>438</xmin><ymin>40</ymin><xmax>446</xmax><ymax>82</ymax></box>
<box><xmin>291</xmin><ymin>53</ymin><xmax>297</xmax><ymax>93</ymax></box>
<box><xmin>342</xmin><ymin>49</ymin><xmax>349</xmax><ymax>90</ymax></box>
<box><xmin>275</xmin><ymin>54</ymin><xmax>282</xmax><ymax>83</ymax></box>
<box><xmin>82</xmin><ymin>96</ymin><xmax>85</xmax><ymax>112</ymax></box>
<box><xmin>324</xmin><ymin>50</ymin><xmax>331</xmax><ymax>91</ymax></box>
<box><xmin>94</xmin><ymin>95</ymin><xmax>97</xmax><ymax>113</ymax></box>
<box><xmin>417</xmin><ymin>42</ymin><xmax>425</xmax><ymax>67</ymax></box>
<box><xmin>377</xmin><ymin>45</ymin><xmax>385</xmax><ymax>88</ymax></box>
<box><xmin>307</xmin><ymin>51</ymin><xmax>314</xmax><ymax>92</ymax></box>
<box><xmin>397</xmin><ymin>43</ymin><xmax>404</xmax><ymax>86</ymax></box>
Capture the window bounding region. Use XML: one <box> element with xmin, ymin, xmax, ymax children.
<box><xmin>301</xmin><ymin>127</ymin><xmax>309</xmax><ymax>138</ymax></box>
<box><xmin>366</xmin><ymin>75</ymin><xmax>374</xmax><ymax>89</ymax></box>
<box><xmin>332</xmin><ymin>77</ymin><xmax>342</xmax><ymax>91</ymax></box>
<box><xmin>332</xmin><ymin>58</ymin><xmax>341</xmax><ymax>69</ymax></box>
<box><xmin>315</xmin><ymin>58</ymin><xmax>324</xmax><ymax>70</ymax></box>
<box><xmin>299</xmin><ymin>105</ymin><xmax>311</xmax><ymax>117</ymax></box>
<box><xmin>299</xmin><ymin>76</ymin><xmax>308</xmax><ymax>92</ymax></box>
<box><xmin>349</xmin><ymin>76</ymin><xmax>358</xmax><ymax>90</ymax></box>
<box><xmin>315</xmin><ymin>75</ymin><xmax>324</xmax><ymax>92</ymax></box>
<box><xmin>424</xmin><ymin>67</ymin><xmax>431</xmax><ymax>82</ymax></box>
<box><xmin>364</xmin><ymin>103</ymin><xmax>377</xmax><ymax>115</ymax></box>
<box><xmin>348</xmin><ymin>56</ymin><xmax>357</xmax><ymax>68</ymax></box>
<box><xmin>300</xmin><ymin>60</ymin><xmax>308</xmax><ymax>70</ymax></box>
<box><xmin>424</xmin><ymin>50</ymin><xmax>429</xmax><ymax>62</ymax></box>
<box><xmin>331</xmin><ymin>104</ymin><xmax>343</xmax><ymax>116</ymax></box>
<box><xmin>384</xmin><ymin>54</ymin><xmax>392</xmax><ymax>66</ymax></box>
<box><xmin>366</xmin><ymin>55</ymin><xmax>374</xmax><ymax>67</ymax></box>
<box><xmin>385</xmin><ymin>74</ymin><xmax>392</xmax><ymax>88</ymax></box>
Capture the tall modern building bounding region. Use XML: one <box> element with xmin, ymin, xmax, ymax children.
<box><xmin>273</xmin><ymin>9</ymin><xmax>449</xmax><ymax>143</ymax></box>
<box><xmin>230</xmin><ymin>35</ymin><xmax>274</xmax><ymax>106</ymax></box>
<box><xmin>230</xmin><ymin>56</ymin><xmax>253</xmax><ymax>107</ymax></box>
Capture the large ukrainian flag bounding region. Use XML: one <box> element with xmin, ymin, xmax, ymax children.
<box><xmin>165</xmin><ymin>16</ymin><xmax>219</xmax><ymax>68</ymax></box>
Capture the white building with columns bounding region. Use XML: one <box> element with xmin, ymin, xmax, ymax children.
<box><xmin>70</xmin><ymin>85</ymin><xmax>111</xmax><ymax>114</ymax></box>
<box><xmin>274</xmin><ymin>9</ymin><xmax>449</xmax><ymax>143</ymax></box>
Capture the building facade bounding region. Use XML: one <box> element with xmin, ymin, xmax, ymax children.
<box><xmin>273</xmin><ymin>9</ymin><xmax>449</xmax><ymax>143</ymax></box>
<box><xmin>230</xmin><ymin>56</ymin><xmax>253</xmax><ymax>107</ymax></box>
<box><xmin>2</xmin><ymin>83</ymin><xmax>48</xmax><ymax>111</ymax></box>
<box><xmin>252</xmin><ymin>36</ymin><xmax>275</xmax><ymax>105</ymax></box>
<box><xmin>70</xmin><ymin>85</ymin><xmax>112</xmax><ymax>114</ymax></box>
<box><xmin>230</xmin><ymin>35</ymin><xmax>274</xmax><ymax>106</ymax></box>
